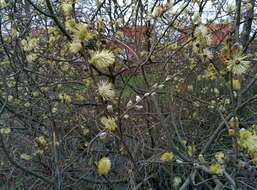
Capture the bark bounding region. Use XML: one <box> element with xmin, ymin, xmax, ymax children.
<box><xmin>234</xmin><ymin>0</ymin><xmax>242</xmax><ymax>43</ymax></box>
<box><xmin>241</xmin><ymin>0</ymin><xmax>255</xmax><ymax>48</ymax></box>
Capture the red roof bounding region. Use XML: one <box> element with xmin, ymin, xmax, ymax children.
<box><xmin>109</xmin><ymin>26</ymin><xmax>151</xmax><ymax>61</ymax></box>
<box><xmin>180</xmin><ymin>23</ymin><xmax>232</xmax><ymax>44</ymax></box>
<box><xmin>121</xmin><ymin>26</ymin><xmax>148</xmax><ymax>41</ymax></box>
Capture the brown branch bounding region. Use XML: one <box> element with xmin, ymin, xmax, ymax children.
<box><xmin>0</xmin><ymin>133</ymin><xmax>54</xmax><ymax>185</ymax></box>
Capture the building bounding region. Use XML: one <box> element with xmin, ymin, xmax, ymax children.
<box><xmin>179</xmin><ymin>23</ymin><xmax>232</xmax><ymax>45</ymax></box>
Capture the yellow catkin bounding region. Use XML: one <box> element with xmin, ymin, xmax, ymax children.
<box><xmin>97</xmin><ymin>157</ymin><xmax>111</xmax><ymax>175</ymax></box>
<box><xmin>160</xmin><ymin>151</ymin><xmax>174</xmax><ymax>161</ymax></box>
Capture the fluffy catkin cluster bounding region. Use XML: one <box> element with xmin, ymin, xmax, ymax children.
<box><xmin>89</xmin><ymin>50</ymin><xmax>115</xmax><ymax>68</ymax></box>
<box><xmin>100</xmin><ymin>117</ymin><xmax>117</xmax><ymax>131</ymax></box>
<box><xmin>97</xmin><ymin>80</ymin><xmax>115</xmax><ymax>100</ymax></box>
<box><xmin>97</xmin><ymin>157</ymin><xmax>111</xmax><ymax>175</ymax></box>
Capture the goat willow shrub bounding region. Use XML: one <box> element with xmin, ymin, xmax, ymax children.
<box><xmin>97</xmin><ymin>80</ymin><xmax>115</xmax><ymax>100</ymax></box>
<box><xmin>232</xmin><ymin>79</ymin><xmax>241</xmax><ymax>90</ymax></box>
<box><xmin>69</xmin><ymin>40</ymin><xmax>82</xmax><ymax>53</ymax></box>
<box><xmin>37</xmin><ymin>136</ymin><xmax>47</xmax><ymax>146</ymax></box>
<box><xmin>160</xmin><ymin>151</ymin><xmax>174</xmax><ymax>161</ymax></box>
<box><xmin>239</xmin><ymin>127</ymin><xmax>257</xmax><ymax>166</ymax></box>
<box><xmin>226</xmin><ymin>53</ymin><xmax>250</xmax><ymax>75</ymax></box>
<box><xmin>215</xmin><ymin>152</ymin><xmax>225</xmax><ymax>163</ymax></box>
<box><xmin>0</xmin><ymin>128</ymin><xmax>11</xmax><ymax>134</ymax></box>
<box><xmin>100</xmin><ymin>117</ymin><xmax>117</xmax><ymax>131</ymax></box>
<box><xmin>210</xmin><ymin>162</ymin><xmax>223</xmax><ymax>176</ymax></box>
<box><xmin>0</xmin><ymin>0</ymin><xmax>7</xmax><ymax>8</ymax></box>
<box><xmin>173</xmin><ymin>176</ymin><xmax>182</xmax><ymax>188</ymax></box>
<box><xmin>20</xmin><ymin>153</ymin><xmax>32</xmax><ymax>161</ymax></box>
<box><xmin>72</xmin><ymin>23</ymin><xmax>93</xmax><ymax>41</ymax></box>
<box><xmin>0</xmin><ymin>0</ymin><xmax>257</xmax><ymax>189</ymax></box>
<box><xmin>97</xmin><ymin>157</ymin><xmax>111</xmax><ymax>175</ymax></box>
<box><xmin>89</xmin><ymin>50</ymin><xmax>115</xmax><ymax>68</ymax></box>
